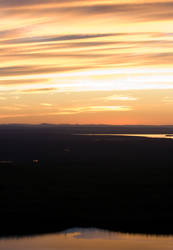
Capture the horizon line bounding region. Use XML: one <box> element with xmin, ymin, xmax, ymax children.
<box><xmin>1</xmin><ymin>123</ymin><xmax>173</xmax><ymax>127</ymax></box>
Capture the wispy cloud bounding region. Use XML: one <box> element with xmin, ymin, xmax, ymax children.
<box><xmin>2</xmin><ymin>33</ymin><xmax>116</xmax><ymax>44</ymax></box>
<box><xmin>102</xmin><ymin>95</ymin><xmax>137</xmax><ymax>101</ymax></box>
<box><xmin>63</xmin><ymin>2</ymin><xmax>173</xmax><ymax>22</ymax></box>
<box><xmin>0</xmin><ymin>65</ymin><xmax>90</xmax><ymax>77</ymax></box>
<box><xmin>3</xmin><ymin>1</ymin><xmax>173</xmax><ymax>22</ymax></box>
<box><xmin>1</xmin><ymin>0</ymin><xmax>173</xmax><ymax>124</ymax></box>
<box><xmin>62</xmin><ymin>105</ymin><xmax>133</xmax><ymax>113</ymax></box>
<box><xmin>21</xmin><ymin>87</ymin><xmax>57</xmax><ymax>93</ymax></box>
<box><xmin>40</xmin><ymin>103</ymin><xmax>53</xmax><ymax>106</ymax></box>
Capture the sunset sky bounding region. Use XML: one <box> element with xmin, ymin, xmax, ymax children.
<box><xmin>1</xmin><ymin>0</ymin><xmax>173</xmax><ymax>124</ymax></box>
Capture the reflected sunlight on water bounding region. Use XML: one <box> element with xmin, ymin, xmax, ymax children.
<box><xmin>77</xmin><ymin>134</ymin><xmax>173</xmax><ymax>139</ymax></box>
<box><xmin>0</xmin><ymin>228</ymin><xmax>173</xmax><ymax>250</ymax></box>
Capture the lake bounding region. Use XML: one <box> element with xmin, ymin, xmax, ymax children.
<box><xmin>77</xmin><ymin>134</ymin><xmax>173</xmax><ymax>139</ymax></box>
<box><xmin>0</xmin><ymin>228</ymin><xmax>173</xmax><ymax>250</ymax></box>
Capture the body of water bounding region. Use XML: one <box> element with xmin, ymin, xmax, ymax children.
<box><xmin>77</xmin><ymin>134</ymin><xmax>173</xmax><ymax>139</ymax></box>
<box><xmin>0</xmin><ymin>228</ymin><xmax>173</xmax><ymax>250</ymax></box>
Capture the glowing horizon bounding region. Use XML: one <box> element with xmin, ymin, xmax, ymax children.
<box><xmin>1</xmin><ymin>0</ymin><xmax>173</xmax><ymax>125</ymax></box>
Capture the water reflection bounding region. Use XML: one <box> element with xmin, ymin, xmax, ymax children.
<box><xmin>1</xmin><ymin>228</ymin><xmax>173</xmax><ymax>250</ymax></box>
<box><xmin>77</xmin><ymin>134</ymin><xmax>173</xmax><ymax>139</ymax></box>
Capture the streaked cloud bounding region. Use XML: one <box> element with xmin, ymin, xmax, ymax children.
<box><xmin>0</xmin><ymin>65</ymin><xmax>90</xmax><ymax>77</ymax></box>
<box><xmin>62</xmin><ymin>105</ymin><xmax>132</xmax><ymax>113</ymax></box>
<box><xmin>103</xmin><ymin>95</ymin><xmax>137</xmax><ymax>101</ymax></box>
<box><xmin>2</xmin><ymin>33</ymin><xmax>116</xmax><ymax>44</ymax></box>
<box><xmin>2</xmin><ymin>1</ymin><xmax>173</xmax><ymax>22</ymax></box>
<box><xmin>21</xmin><ymin>87</ymin><xmax>57</xmax><ymax>93</ymax></box>
<box><xmin>1</xmin><ymin>0</ymin><xmax>173</xmax><ymax>124</ymax></box>
<box><xmin>40</xmin><ymin>103</ymin><xmax>53</xmax><ymax>106</ymax></box>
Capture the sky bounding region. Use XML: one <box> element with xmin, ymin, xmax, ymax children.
<box><xmin>1</xmin><ymin>0</ymin><xmax>173</xmax><ymax>125</ymax></box>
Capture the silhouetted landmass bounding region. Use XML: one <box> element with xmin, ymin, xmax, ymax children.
<box><xmin>1</xmin><ymin>125</ymin><xmax>173</xmax><ymax>236</ymax></box>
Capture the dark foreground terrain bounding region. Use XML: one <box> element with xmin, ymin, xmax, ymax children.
<box><xmin>1</xmin><ymin>124</ymin><xmax>173</xmax><ymax>236</ymax></box>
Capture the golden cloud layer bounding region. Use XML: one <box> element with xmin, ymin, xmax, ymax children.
<box><xmin>0</xmin><ymin>0</ymin><xmax>173</xmax><ymax>124</ymax></box>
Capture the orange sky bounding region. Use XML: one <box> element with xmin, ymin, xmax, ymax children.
<box><xmin>1</xmin><ymin>0</ymin><xmax>173</xmax><ymax>124</ymax></box>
